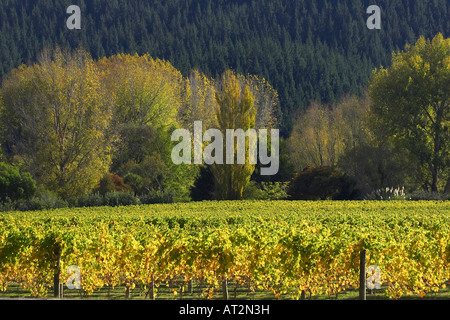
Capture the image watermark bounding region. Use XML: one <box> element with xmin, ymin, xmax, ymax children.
<box><xmin>171</xmin><ymin>121</ymin><xmax>280</xmax><ymax>176</ymax></box>
<box><xmin>367</xmin><ymin>265</ymin><xmax>382</xmax><ymax>290</ymax></box>
<box><xmin>367</xmin><ymin>5</ymin><xmax>381</xmax><ymax>30</ymax></box>
<box><xmin>66</xmin><ymin>5</ymin><xmax>81</xmax><ymax>30</ymax></box>
<box><xmin>66</xmin><ymin>265</ymin><xmax>81</xmax><ymax>290</ymax></box>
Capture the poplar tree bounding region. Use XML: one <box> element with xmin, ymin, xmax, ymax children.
<box><xmin>211</xmin><ymin>70</ymin><xmax>256</xmax><ymax>200</ymax></box>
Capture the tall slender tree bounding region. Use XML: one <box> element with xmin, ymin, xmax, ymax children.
<box><xmin>211</xmin><ymin>70</ymin><xmax>256</xmax><ymax>200</ymax></box>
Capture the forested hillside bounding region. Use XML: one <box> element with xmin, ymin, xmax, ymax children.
<box><xmin>1</xmin><ymin>0</ymin><xmax>448</xmax><ymax>134</ymax></box>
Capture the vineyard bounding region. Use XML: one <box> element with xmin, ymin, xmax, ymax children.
<box><xmin>0</xmin><ymin>200</ymin><xmax>449</xmax><ymax>300</ymax></box>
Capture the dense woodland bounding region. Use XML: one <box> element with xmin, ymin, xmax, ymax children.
<box><xmin>1</xmin><ymin>0</ymin><xmax>449</xmax><ymax>134</ymax></box>
<box><xmin>0</xmin><ymin>1</ymin><xmax>449</xmax><ymax>209</ymax></box>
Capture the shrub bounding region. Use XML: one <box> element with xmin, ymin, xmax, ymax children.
<box><xmin>0</xmin><ymin>197</ymin><xmax>14</xmax><ymax>212</ymax></box>
<box><xmin>123</xmin><ymin>173</ymin><xmax>144</xmax><ymax>194</ymax></box>
<box><xmin>76</xmin><ymin>192</ymin><xmax>105</xmax><ymax>207</ymax></box>
<box><xmin>16</xmin><ymin>190</ymin><xmax>68</xmax><ymax>211</ymax></box>
<box><xmin>0</xmin><ymin>162</ymin><xmax>36</xmax><ymax>202</ymax></box>
<box><xmin>97</xmin><ymin>173</ymin><xmax>130</xmax><ymax>196</ymax></box>
<box><xmin>407</xmin><ymin>190</ymin><xmax>443</xmax><ymax>201</ymax></box>
<box><xmin>287</xmin><ymin>166</ymin><xmax>360</xmax><ymax>200</ymax></box>
<box><xmin>139</xmin><ymin>190</ymin><xmax>175</xmax><ymax>204</ymax></box>
<box><xmin>243</xmin><ymin>181</ymin><xmax>289</xmax><ymax>200</ymax></box>
<box><xmin>364</xmin><ymin>187</ymin><xmax>406</xmax><ymax>200</ymax></box>
<box><xmin>103</xmin><ymin>192</ymin><xmax>140</xmax><ymax>207</ymax></box>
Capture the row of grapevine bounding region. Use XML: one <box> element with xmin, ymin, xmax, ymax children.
<box><xmin>0</xmin><ymin>201</ymin><xmax>449</xmax><ymax>299</ymax></box>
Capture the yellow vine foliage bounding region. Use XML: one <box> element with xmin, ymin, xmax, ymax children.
<box><xmin>0</xmin><ymin>201</ymin><xmax>448</xmax><ymax>300</ymax></box>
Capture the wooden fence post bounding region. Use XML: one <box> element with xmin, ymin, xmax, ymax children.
<box><xmin>188</xmin><ymin>279</ymin><xmax>193</xmax><ymax>294</ymax></box>
<box><xmin>222</xmin><ymin>278</ymin><xmax>229</xmax><ymax>300</ymax></box>
<box><xmin>301</xmin><ymin>290</ymin><xmax>306</xmax><ymax>300</ymax></box>
<box><xmin>359</xmin><ymin>250</ymin><xmax>366</xmax><ymax>300</ymax></box>
<box><xmin>53</xmin><ymin>244</ymin><xmax>62</xmax><ymax>298</ymax></box>
<box><xmin>125</xmin><ymin>286</ymin><xmax>131</xmax><ymax>299</ymax></box>
<box><xmin>148</xmin><ymin>275</ymin><xmax>155</xmax><ymax>300</ymax></box>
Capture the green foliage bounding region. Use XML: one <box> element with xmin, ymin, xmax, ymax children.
<box><xmin>113</xmin><ymin>124</ymin><xmax>198</xmax><ymax>203</ymax></box>
<box><xmin>15</xmin><ymin>189</ymin><xmax>68</xmax><ymax>212</ymax></box>
<box><xmin>0</xmin><ymin>49</ymin><xmax>200</xmax><ymax>202</ymax></box>
<box><xmin>0</xmin><ymin>162</ymin><xmax>36</xmax><ymax>202</ymax></box>
<box><xmin>288</xmin><ymin>94</ymin><xmax>371</xmax><ymax>172</ymax></box>
<box><xmin>76</xmin><ymin>192</ymin><xmax>104</xmax><ymax>208</ymax></box>
<box><xmin>190</xmin><ymin>166</ymin><xmax>215</xmax><ymax>201</ymax></box>
<box><xmin>139</xmin><ymin>190</ymin><xmax>176</xmax><ymax>204</ymax></box>
<box><xmin>75</xmin><ymin>191</ymin><xmax>140</xmax><ymax>208</ymax></box>
<box><xmin>0</xmin><ymin>48</ymin><xmax>112</xmax><ymax>198</ymax></box>
<box><xmin>103</xmin><ymin>192</ymin><xmax>140</xmax><ymax>207</ymax></box>
<box><xmin>242</xmin><ymin>181</ymin><xmax>289</xmax><ymax>200</ymax></box>
<box><xmin>369</xmin><ymin>34</ymin><xmax>450</xmax><ymax>192</ymax></box>
<box><xmin>253</xmin><ymin>138</ymin><xmax>295</xmax><ymax>183</ymax></box>
<box><xmin>0</xmin><ymin>2</ymin><xmax>449</xmax><ymax>205</ymax></box>
<box><xmin>0</xmin><ymin>201</ymin><xmax>449</xmax><ymax>299</ymax></box>
<box><xmin>337</xmin><ymin>142</ymin><xmax>418</xmax><ymax>197</ymax></box>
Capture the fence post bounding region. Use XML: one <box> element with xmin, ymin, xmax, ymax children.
<box><xmin>359</xmin><ymin>250</ymin><xmax>366</xmax><ymax>300</ymax></box>
<box><xmin>222</xmin><ymin>277</ymin><xmax>229</xmax><ymax>300</ymax></box>
<box><xmin>188</xmin><ymin>279</ymin><xmax>193</xmax><ymax>294</ymax></box>
<box><xmin>148</xmin><ymin>275</ymin><xmax>155</xmax><ymax>300</ymax></box>
<box><xmin>301</xmin><ymin>290</ymin><xmax>306</xmax><ymax>300</ymax></box>
<box><xmin>53</xmin><ymin>243</ymin><xmax>62</xmax><ymax>298</ymax></box>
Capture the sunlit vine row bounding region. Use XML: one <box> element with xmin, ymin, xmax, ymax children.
<box><xmin>0</xmin><ymin>201</ymin><xmax>449</xmax><ymax>299</ymax></box>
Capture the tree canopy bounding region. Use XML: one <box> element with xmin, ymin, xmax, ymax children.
<box><xmin>369</xmin><ymin>33</ymin><xmax>450</xmax><ymax>192</ymax></box>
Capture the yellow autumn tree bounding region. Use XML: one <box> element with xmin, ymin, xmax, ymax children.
<box><xmin>97</xmin><ymin>53</ymin><xmax>199</xmax><ymax>201</ymax></box>
<box><xmin>97</xmin><ymin>53</ymin><xmax>186</xmax><ymax>128</ymax></box>
<box><xmin>211</xmin><ymin>70</ymin><xmax>257</xmax><ymax>200</ymax></box>
<box><xmin>243</xmin><ymin>73</ymin><xmax>279</xmax><ymax>130</ymax></box>
<box><xmin>288</xmin><ymin>94</ymin><xmax>370</xmax><ymax>172</ymax></box>
<box><xmin>181</xmin><ymin>70</ymin><xmax>279</xmax><ymax>132</ymax></box>
<box><xmin>180</xmin><ymin>69</ymin><xmax>279</xmax><ymax>200</ymax></box>
<box><xmin>0</xmin><ymin>47</ymin><xmax>113</xmax><ymax>197</ymax></box>
<box><xmin>181</xmin><ymin>69</ymin><xmax>218</xmax><ymax>131</ymax></box>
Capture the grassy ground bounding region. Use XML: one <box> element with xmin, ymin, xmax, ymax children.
<box><xmin>1</xmin><ymin>280</ymin><xmax>449</xmax><ymax>300</ymax></box>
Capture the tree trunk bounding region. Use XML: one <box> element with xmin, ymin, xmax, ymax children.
<box><xmin>444</xmin><ymin>176</ymin><xmax>450</xmax><ymax>195</ymax></box>
<box><xmin>428</xmin><ymin>162</ymin><xmax>439</xmax><ymax>193</ymax></box>
<box><xmin>431</xmin><ymin>165</ymin><xmax>439</xmax><ymax>192</ymax></box>
<box><xmin>431</xmin><ymin>112</ymin><xmax>442</xmax><ymax>193</ymax></box>
<box><xmin>222</xmin><ymin>278</ymin><xmax>229</xmax><ymax>300</ymax></box>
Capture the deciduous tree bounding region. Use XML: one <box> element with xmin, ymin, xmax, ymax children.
<box><xmin>211</xmin><ymin>70</ymin><xmax>256</xmax><ymax>200</ymax></box>
<box><xmin>97</xmin><ymin>53</ymin><xmax>186</xmax><ymax>128</ymax></box>
<box><xmin>0</xmin><ymin>47</ymin><xmax>112</xmax><ymax>197</ymax></box>
<box><xmin>288</xmin><ymin>94</ymin><xmax>370</xmax><ymax>172</ymax></box>
<box><xmin>369</xmin><ymin>34</ymin><xmax>450</xmax><ymax>192</ymax></box>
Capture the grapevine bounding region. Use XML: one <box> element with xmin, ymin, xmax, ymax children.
<box><xmin>0</xmin><ymin>200</ymin><xmax>448</xmax><ymax>299</ymax></box>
